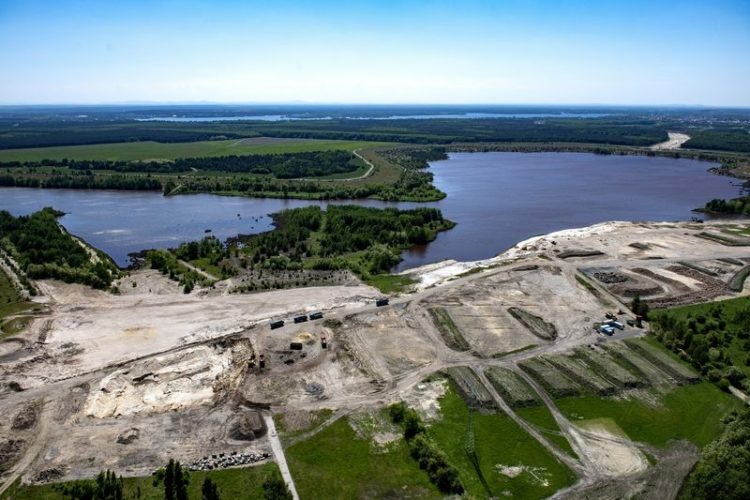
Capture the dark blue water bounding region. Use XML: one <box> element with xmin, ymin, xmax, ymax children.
<box><xmin>0</xmin><ymin>153</ymin><xmax>742</xmax><ymax>270</ymax></box>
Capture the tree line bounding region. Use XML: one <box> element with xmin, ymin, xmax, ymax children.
<box><xmin>0</xmin><ymin>172</ymin><xmax>163</xmax><ymax>191</ymax></box>
<box><xmin>3</xmin><ymin>150</ymin><xmax>361</xmax><ymax>179</ymax></box>
<box><xmin>0</xmin><ymin>117</ymin><xmax>672</xmax><ymax>149</ymax></box>
<box><xmin>702</xmin><ymin>195</ymin><xmax>750</xmax><ymax>215</ymax></box>
<box><xmin>52</xmin><ymin>458</ymin><xmax>292</xmax><ymax>499</ymax></box>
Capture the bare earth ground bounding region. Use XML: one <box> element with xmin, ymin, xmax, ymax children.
<box><xmin>650</xmin><ymin>132</ymin><xmax>691</xmax><ymax>150</ymax></box>
<box><xmin>1</xmin><ymin>219</ymin><xmax>749</xmax><ymax>497</ymax></box>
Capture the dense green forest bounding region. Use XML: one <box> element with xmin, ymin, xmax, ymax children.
<box><xmin>0</xmin><ymin>208</ymin><xmax>120</xmax><ymax>289</ymax></box>
<box><xmin>0</xmin><ymin>117</ymin><xmax>670</xmax><ymax>149</ymax></box>
<box><xmin>685</xmin><ymin>129</ymin><xmax>750</xmax><ymax>153</ymax></box>
<box><xmin>240</xmin><ymin>205</ymin><xmax>454</xmax><ymax>276</ymax></box>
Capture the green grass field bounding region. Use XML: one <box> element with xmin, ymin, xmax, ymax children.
<box><xmin>0</xmin><ymin>268</ymin><xmax>34</xmax><ymax>337</ymax></box>
<box><xmin>8</xmin><ymin>462</ymin><xmax>279</xmax><ymax>500</ymax></box>
<box><xmin>285</xmin><ymin>417</ymin><xmax>439</xmax><ymax>499</ymax></box>
<box><xmin>0</xmin><ymin>138</ymin><xmax>389</xmax><ymax>162</ymax></box>
<box><xmin>364</xmin><ymin>273</ymin><xmax>416</xmax><ymax>294</ymax></box>
<box><xmin>556</xmin><ymin>381</ymin><xmax>742</xmax><ymax>448</ymax></box>
<box><xmin>516</xmin><ymin>405</ymin><xmax>578</xmax><ymax>459</ymax></box>
<box><xmin>429</xmin><ymin>385</ymin><xmax>576</xmax><ymax>499</ymax></box>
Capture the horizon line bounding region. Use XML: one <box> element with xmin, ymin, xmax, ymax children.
<box><xmin>1</xmin><ymin>102</ymin><xmax>749</xmax><ymax>110</ymax></box>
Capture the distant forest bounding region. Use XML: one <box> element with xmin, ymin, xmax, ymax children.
<box><xmin>0</xmin><ymin>117</ymin><xmax>670</xmax><ymax>149</ymax></box>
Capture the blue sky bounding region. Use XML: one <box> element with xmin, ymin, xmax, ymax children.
<box><xmin>1</xmin><ymin>0</ymin><xmax>749</xmax><ymax>105</ymax></box>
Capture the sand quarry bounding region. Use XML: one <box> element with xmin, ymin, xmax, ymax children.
<box><xmin>1</xmin><ymin>219</ymin><xmax>750</xmax><ymax>497</ymax></box>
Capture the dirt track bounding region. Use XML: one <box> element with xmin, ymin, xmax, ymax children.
<box><xmin>1</xmin><ymin>219</ymin><xmax>749</xmax><ymax>495</ymax></box>
<box><xmin>650</xmin><ymin>132</ymin><xmax>691</xmax><ymax>150</ymax></box>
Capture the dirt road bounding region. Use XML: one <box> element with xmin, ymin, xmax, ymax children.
<box><xmin>650</xmin><ymin>132</ymin><xmax>691</xmax><ymax>150</ymax></box>
<box><xmin>264</xmin><ymin>414</ymin><xmax>299</xmax><ymax>500</ymax></box>
<box><xmin>2</xmin><ymin>219</ymin><xmax>748</xmax><ymax>495</ymax></box>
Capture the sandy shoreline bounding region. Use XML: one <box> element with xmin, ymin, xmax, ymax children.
<box><xmin>401</xmin><ymin>220</ymin><xmax>627</xmax><ymax>289</ymax></box>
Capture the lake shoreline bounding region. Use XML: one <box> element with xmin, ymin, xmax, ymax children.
<box><xmin>0</xmin><ymin>150</ymin><xmax>742</xmax><ymax>270</ymax></box>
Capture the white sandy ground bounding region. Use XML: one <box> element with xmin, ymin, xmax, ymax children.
<box><xmin>4</xmin><ymin>217</ymin><xmax>750</xmax><ymax>495</ymax></box>
<box><xmin>31</xmin><ymin>283</ymin><xmax>380</xmax><ymax>382</ymax></box>
<box><xmin>84</xmin><ymin>342</ymin><xmax>249</xmax><ymax>418</ymax></box>
<box><xmin>650</xmin><ymin>132</ymin><xmax>691</xmax><ymax>150</ymax></box>
<box><xmin>403</xmin><ymin>221</ymin><xmax>623</xmax><ymax>290</ymax></box>
<box><xmin>568</xmin><ymin>419</ymin><xmax>649</xmax><ymax>477</ymax></box>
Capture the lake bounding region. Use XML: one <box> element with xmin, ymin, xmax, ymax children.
<box><xmin>396</xmin><ymin>152</ymin><xmax>743</xmax><ymax>270</ymax></box>
<box><xmin>0</xmin><ymin>152</ymin><xmax>742</xmax><ymax>270</ymax></box>
<box><xmin>135</xmin><ymin>112</ymin><xmax>608</xmax><ymax>122</ymax></box>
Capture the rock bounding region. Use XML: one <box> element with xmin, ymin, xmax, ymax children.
<box><xmin>0</xmin><ymin>439</ymin><xmax>25</xmax><ymax>472</ymax></box>
<box><xmin>229</xmin><ymin>411</ymin><xmax>266</xmax><ymax>441</ymax></box>
<box><xmin>11</xmin><ymin>404</ymin><xmax>37</xmax><ymax>430</ymax></box>
<box><xmin>116</xmin><ymin>428</ymin><xmax>140</xmax><ymax>445</ymax></box>
<box><xmin>35</xmin><ymin>468</ymin><xmax>64</xmax><ymax>483</ymax></box>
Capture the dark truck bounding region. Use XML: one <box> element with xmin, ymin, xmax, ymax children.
<box><xmin>294</xmin><ymin>315</ymin><xmax>308</xmax><ymax>324</ymax></box>
<box><xmin>376</xmin><ymin>298</ymin><xmax>389</xmax><ymax>307</ymax></box>
<box><xmin>309</xmin><ymin>312</ymin><xmax>324</xmax><ymax>320</ymax></box>
<box><xmin>270</xmin><ymin>320</ymin><xmax>284</xmax><ymax>330</ymax></box>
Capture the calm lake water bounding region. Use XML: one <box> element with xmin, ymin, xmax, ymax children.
<box><xmin>396</xmin><ymin>153</ymin><xmax>742</xmax><ymax>270</ymax></box>
<box><xmin>0</xmin><ymin>152</ymin><xmax>742</xmax><ymax>270</ymax></box>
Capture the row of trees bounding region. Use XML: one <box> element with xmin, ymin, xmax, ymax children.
<box><xmin>55</xmin><ymin>459</ymin><xmax>292</xmax><ymax>499</ymax></box>
<box><xmin>8</xmin><ymin>150</ymin><xmax>361</xmax><ymax>179</ymax></box>
<box><xmin>702</xmin><ymin>196</ymin><xmax>750</xmax><ymax>215</ymax></box>
<box><xmin>389</xmin><ymin>402</ymin><xmax>464</xmax><ymax>494</ymax></box>
<box><xmin>0</xmin><ymin>173</ymin><xmax>162</xmax><ymax>191</ymax></box>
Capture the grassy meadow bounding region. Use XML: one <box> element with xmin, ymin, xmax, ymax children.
<box><xmin>0</xmin><ymin>138</ymin><xmax>389</xmax><ymax>162</ymax></box>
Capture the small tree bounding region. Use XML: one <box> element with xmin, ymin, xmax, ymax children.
<box><xmin>631</xmin><ymin>294</ymin><xmax>650</xmax><ymax>320</ymax></box>
<box><xmin>160</xmin><ymin>459</ymin><xmax>189</xmax><ymax>500</ymax></box>
<box><xmin>404</xmin><ymin>411</ymin><xmax>424</xmax><ymax>440</ymax></box>
<box><xmin>262</xmin><ymin>469</ymin><xmax>292</xmax><ymax>500</ymax></box>
<box><xmin>164</xmin><ymin>460</ymin><xmax>175</xmax><ymax>500</ymax></box>
<box><xmin>201</xmin><ymin>477</ymin><xmax>220</xmax><ymax>500</ymax></box>
<box><xmin>174</xmin><ymin>461</ymin><xmax>189</xmax><ymax>500</ymax></box>
<box><xmin>61</xmin><ymin>469</ymin><xmax>123</xmax><ymax>500</ymax></box>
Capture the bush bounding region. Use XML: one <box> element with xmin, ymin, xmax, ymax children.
<box><xmin>683</xmin><ymin>408</ymin><xmax>750</xmax><ymax>499</ymax></box>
